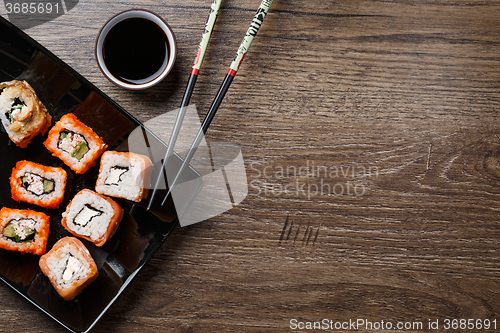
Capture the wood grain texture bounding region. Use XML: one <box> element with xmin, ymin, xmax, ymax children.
<box><xmin>1</xmin><ymin>0</ymin><xmax>500</xmax><ymax>332</ymax></box>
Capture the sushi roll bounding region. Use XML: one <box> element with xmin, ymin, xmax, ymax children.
<box><xmin>61</xmin><ymin>189</ymin><xmax>123</xmax><ymax>247</ymax></box>
<box><xmin>0</xmin><ymin>207</ymin><xmax>50</xmax><ymax>255</ymax></box>
<box><xmin>95</xmin><ymin>151</ymin><xmax>152</xmax><ymax>202</ymax></box>
<box><xmin>10</xmin><ymin>160</ymin><xmax>67</xmax><ymax>209</ymax></box>
<box><xmin>39</xmin><ymin>237</ymin><xmax>98</xmax><ymax>301</ymax></box>
<box><xmin>0</xmin><ymin>80</ymin><xmax>52</xmax><ymax>148</ymax></box>
<box><xmin>43</xmin><ymin>113</ymin><xmax>107</xmax><ymax>174</ymax></box>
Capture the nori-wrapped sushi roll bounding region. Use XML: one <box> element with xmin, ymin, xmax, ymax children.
<box><xmin>0</xmin><ymin>80</ymin><xmax>52</xmax><ymax>148</ymax></box>
<box><xmin>61</xmin><ymin>189</ymin><xmax>123</xmax><ymax>247</ymax></box>
<box><xmin>10</xmin><ymin>160</ymin><xmax>67</xmax><ymax>209</ymax></box>
<box><xmin>0</xmin><ymin>207</ymin><xmax>50</xmax><ymax>255</ymax></box>
<box><xmin>39</xmin><ymin>237</ymin><xmax>98</xmax><ymax>301</ymax></box>
<box><xmin>43</xmin><ymin>113</ymin><xmax>107</xmax><ymax>174</ymax></box>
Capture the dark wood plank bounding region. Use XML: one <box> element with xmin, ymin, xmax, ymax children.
<box><xmin>1</xmin><ymin>0</ymin><xmax>500</xmax><ymax>332</ymax></box>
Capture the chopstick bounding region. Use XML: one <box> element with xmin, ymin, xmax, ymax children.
<box><xmin>159</xmin><ymin>0</ymin><xmax>274</xmax><ymax>207</ymax></box>
<box><xmin>147</xmin><ymin>0</ymin><xmax>223</xmax><ymax>211</ymax></box>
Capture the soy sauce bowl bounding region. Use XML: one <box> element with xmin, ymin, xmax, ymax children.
<box><xmin>95</xmin><ymin>9</ymin><xmax>177</xmax><ymax>90</ymax></box>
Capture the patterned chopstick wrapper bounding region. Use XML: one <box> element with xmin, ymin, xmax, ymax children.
<box><xmin>191</xmin><ymin>0</ymin><xmax>223</xmax><ymax>75</ymax></box>
<box><xmin>228</xmin><ymin>0</ymin><xmax>274</xmax><ymax>76</ymax></box>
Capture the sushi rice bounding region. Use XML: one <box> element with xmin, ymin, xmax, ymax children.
<box><xmin>10</xmin><ymin>160</ymin><xmax>67</xmax><ymax>209</ymax></box>
<box><xmin>95</xmin><ymin>151</ymin><xmax>152</xmax><ymax>202</ymax></box>
<box><xmin>61</xmin><ymin>189</ymin><xmax>122</xmax><ymax>247</ymax></box>
<box><xmin>39</xmin><ymin>237</ymin><xmax>98</xmax><ymax>301</ymax></box>
<box><xmin>0</xmin><ymin>207</ymin><xmax>50</xmax><ymax>255</ymax></box>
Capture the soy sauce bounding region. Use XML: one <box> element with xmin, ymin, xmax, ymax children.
<box><xmin>103</xmin><ymin>18</ymin><xmax>169</xmax><ymax>85</ymax></box>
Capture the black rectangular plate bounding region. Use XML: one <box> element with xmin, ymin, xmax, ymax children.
<box><xmin>0</xmin><ymin>16</ymin><xmax>202</xmax><ymax>333</ymax></box>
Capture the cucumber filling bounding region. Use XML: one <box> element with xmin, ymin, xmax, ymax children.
<box><xmin>5</xmin><ymin>98</ymin><xmax>25</xmax><ymax>124</ymax></box>
<box><xmin>2</xmin><ymin>218</ymin><xmax>36</xmax><ymax>242</ymax></box>
<box><xmin>21</xmin><ymin>173</ymin><xmax>55</xmax><ymax>195</ymax></box>
<box><xmin>58</xmin><ymin>130</ymin><xmax>89</xmax><ymax>161</ymax></box>
<box><xmin>71</xmin><ymin>141</ymin><xmax>89</xmax><ymax>160</ymax></box>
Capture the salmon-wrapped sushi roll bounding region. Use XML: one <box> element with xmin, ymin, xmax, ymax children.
<box><xmin>10</xmin><ymin>160</ymin><xmax>67</xmax><ymax>209</ymax></box>
<box><xmin>95</xmin><ymin>151</ymin><xmax>152</xmax><ymax>202</ymax></box>
<box><xmin>61</xmin><ymin>189</ymin><xmax>123</xmax><ymax>247</ymax></box>
<box><xmin>43</xmin><ymin>113</ymin><xmax>107</xmax><ymax>174</ymax></box>
<box><xmin>39</xmin><ymin>237</ymin><xmax>98</xmax><ymax>301</ymax></box>
<box><xmin>0</xmin><ymin>80</ymin><xmax>52</xmax><ymax>148</ymax></box>
<box><xmin>0</xmin><ymin>207</ymin><xmax>50</xmax><ymax>255</ymax></box>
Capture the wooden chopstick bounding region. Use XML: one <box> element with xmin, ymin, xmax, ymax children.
<box><xmin>147</xmin><ymin>0</ymin><xmax>223</xmax><ymax>211</ymax></box>
<box><xmin>159</xmin><ymin>0</ymin><xmax>274</xmax><ymax>207</ymax></box>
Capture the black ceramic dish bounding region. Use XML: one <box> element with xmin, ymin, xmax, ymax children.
<box><xmin>0</xmin><ymin>16</ymin><xmax>202</xmax><ymax>332</ymax></box>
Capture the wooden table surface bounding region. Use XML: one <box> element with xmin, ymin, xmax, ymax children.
<box><xmin>1</xmin><ymin>0</ymin><xmax>500</xmax><ymax>332</ymax></box>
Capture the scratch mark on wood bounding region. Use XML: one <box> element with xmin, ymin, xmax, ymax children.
<box><xmin>279</xmin><ymin>217</ymin><xmax>320</xmax><ymax>247</ymax></box>
<box><xmin>305</xmin><ymin>226</ymin><xmax>313</xmax><ymax>246</ymax></box>
<box><xmin>293</xmin><ymin>221</ymin><xmax>302</xmax><ymax>244</ymax></box>
<box><xmin>313</xmin><ymin>224</ymin><xmax>321</xmax><ymax>246</ymax></box>
<box><xmin>302</xmin><ymin>222</ymin><xmax>310</xmax><ymax>245</ymax></box>
<box><xmin>427</xmin><ymin>143</ymin><xmax>432</xmax><ymax>170</ymax></box>
<box><xmin>287</xmin><ymin>220</ymin><xmax>294</xmax><ymax>241</ymax></box>
<box><xmin>279</xmin><ymin>215</ymin><xmax>289</xmax><ymax>244</ymax></box>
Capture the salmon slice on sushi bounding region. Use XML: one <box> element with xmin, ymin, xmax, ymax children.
<box><xmin>0</xmin><ymin>207</ymin><xmax>50</xmax><ymax>255</ymax></box>
<box><xmin>39</xmin><ymin>237</ymin><xmax>98</xmax><ymax>301</ymax></box>
<box><xmin>95</xmin><ymin>151</ymin><xmax>152</xmax><ymax>202</ymax></box>
<box><xmin>43</xmin><ymin>113</ymin><xmax>107</xmax><ymax>174</ymax></box>
<box><xmin>61</xmin><ymin>189</ymin><xmax>123</xmax><ymax>247</ymax></box>
<box><xmin>0</xmin><ymin>80</ymin><xmax>52</xmax><ymax>148</ymax></box>
<box><xmin>10</xmin><ymin>160</ymin><xmax>67</xmax><ymax>209</ymax></box>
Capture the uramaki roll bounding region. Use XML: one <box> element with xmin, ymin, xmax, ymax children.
<box><xmin>95</xmin><ymin>151</ymin><xmax>152</xmax><ymax>202</ymax></box>
<box><xmin>0</xmin><ymin>80</ymin><xmax>52</xmax><ymax>148</ymax></box>
<box><xmin>43</xmin><ymin>113</ymin><xmax>107</xmax><ymax>174</ymax></box>
<box><xmin>10</xmin><ymin>160</ymin><xmax>67</xmax><ymax>209</ymax></box>
<box><xmin>61</xmin><ymin>189</ymin><xmax>123</xmax><ymax>247</ymax></box>
<box><xmin>39</xmin><ymin>236</ymin><xmax>98</xmax><ymax>301</ymax></box>
<box><xmin>0</xmin><ymin>207</ymin><xmax>50</xmax><ymax>255</ymax></box>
